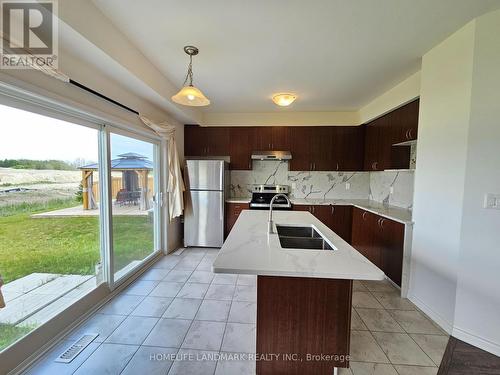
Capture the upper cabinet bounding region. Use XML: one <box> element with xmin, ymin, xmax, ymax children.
<box><xmin>184</xmin><ymin>125</ymin><xmax>229</xmax><ymax>157</ymax></box>
<box><xmin>229</xmin><ymin>127</ymin><xmax>253</xmax><ymax>170</ymax></box>
<box><xmin>289</xmin><ymin>126</ymin><xmax>365</xmax><ymax>171</ymax></box>
<box><xmin>392</xmin><ymin>99</ymin><xmax>419</xmax><ymax>144</ymax></box>
<box><xmin>252</xmin><ymin>126</ymin><xmax>290</xmax><ymax>151</ymax></box>
<box><xmin>185</xmin><ymin>101</ymin><xmax>417</xmax><ymax>172</ymax></box>
<box><xmin>332</xmin><ymin>126</ymin><xmax>365</xmax><ymax>171</ymax></box>
<box><xmin>363</xmin><ymin>98</ymin><xmax>419</xmax><ymax>171</ymax></box>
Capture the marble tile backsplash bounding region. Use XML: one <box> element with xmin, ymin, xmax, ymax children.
<box><xmin>229</xmin><ymin>161</ymin><xmax>415</xmax><ymax>209</ymax></box>
<box><xmin>288</xmin><ymin>170</ymin><xmax>369</xmax><ymax>200</ymax></box>
<box><xmin>369</xmin><ymin>170</ymin><xmax>415</xmax><ymax>209</ymax></box>
<box><xmin>230</xmin><ymin>160</ymin><xmax>414</xmax><ymax>209</ymax></box>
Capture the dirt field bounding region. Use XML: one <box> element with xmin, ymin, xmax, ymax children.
<box><xmin>0</xmin><ymin>168</ymin><xmax>81</xmax><ymax>207</ymax></box>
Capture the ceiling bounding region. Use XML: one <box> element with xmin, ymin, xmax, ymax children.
<box><xmin>92</xmin><ymin>0</ymin><xmax>500</xmax><ymax>113</ymax></box>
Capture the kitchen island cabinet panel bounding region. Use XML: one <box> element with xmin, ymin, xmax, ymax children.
<box><xmin>257</xmin><ymin>276</ymin><xmax>352</xmax><ymax>374</ymax></box>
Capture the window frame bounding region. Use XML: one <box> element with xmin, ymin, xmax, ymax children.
<box><xmin>0</xmin><ymin>78</ymin><xmax>168</xmax><ymax>372</ymax></box>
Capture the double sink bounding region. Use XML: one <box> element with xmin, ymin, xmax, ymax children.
<box><xmin>276</xmin><ymin>224</ymin><xmax>335</xmax><ymax>251</ymax></box>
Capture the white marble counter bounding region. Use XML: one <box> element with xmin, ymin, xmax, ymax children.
<box><xmin>290</xmin><ymin>198</ymin><xmax>413</xmax><ymax>224</ymax></box>
<box><xmin>213</xmin><ymin>210</ymin><xmax>385</xmax><ymax>280</ymax></box>
<box><xmin>225</xmin><ymin>198</ymin><xmax>413</xmax><ymax>224</ymax></box>
<box><xmin>225</xmin><ymin>198</ymin><xmax>251</xmax><ymax>204</ymax></box>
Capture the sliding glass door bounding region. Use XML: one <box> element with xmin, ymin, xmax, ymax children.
<box><xmin>0</xmin><ymin>104</ymin><xmax>103</xmax><ymax>351</ymax></box>
<box><xmin>109</xmin><ymin>132</ymin><xmax>160</xmax><ymax>282</ymax></box>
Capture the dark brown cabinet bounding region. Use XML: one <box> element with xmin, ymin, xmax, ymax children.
<box><xmin>332</xmin><ymin>127</ymin><xmax>365</xmax><ymax>171</ymax></box>
<box><xmin>329</xmin><ymin>205</ymin><xmax>353</xmax><ymax>243</ymax></box>
<box><xmin>392</xmin><ymin>99</ymin><xmax>419</xmax><ymax>144</ymax></box>
<box><xmin>184</xmin><ymin>125</ymin><xmax>229</xmax><ymax>157</ymax></box>
<box><xmin>292</xmin><ymin>204</ymin><xmax>353</xmax><ymax>243</ymax></box>
<box><xmin>229</xmin><ymin>127</ymin><xmax>253</xmax><ymax>170</ymax></box>
<box><xmin>351</xmin><ymin>207</ymin><xmax>382</xmax><ymax>268</ymax></box>
<box><xmin>289</xmin><ymin>127</ymin><xmax>312</xmax><ymax>171</ymax></box>
<box><xmin>185</xmin><ymin>103</ymin><xmax>417</xmax><ymax>172</ymax></box>
<box><xmin>225</xmin><ymin>202</ymin><xmax>249</xmax><ymax>237</ymax></box>
<box><xmin>252</xmin><ymin>126</ymin><xmax>290</xmax><ymax>151</ymax></box>
<box><xmin>363</xmin><ymin>99</ymin><xmax>419</xmax><ymax>171</ymax></box>
<box><xmin>351</xmin><ymin>207</ymin><xmax>404</xmax><ymax>286</ymax></box>
<box><xmin>379</xmin><ymin>217</ymin><xmax>405</xmax><ymax>286</ymax></box>
<box><xmin>289</xmin><ymin>127</ymin><xmax>364</xmax><ymax>171</ymax></box>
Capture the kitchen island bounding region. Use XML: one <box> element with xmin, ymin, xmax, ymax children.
<box><xmin>213</xmin><ymin>209</ymin><xmax>384</xmax><ymax>375</ymax></box>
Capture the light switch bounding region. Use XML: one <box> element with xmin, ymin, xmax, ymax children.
<box><xmin>345</xmin><ymin>182</ymin><xmax>351</xmax><ymax>190</ymax></box>
<box><xmin>484</xmin><ymin>193</ymin><xmax>500</xmax><ymax>209</ymax></box>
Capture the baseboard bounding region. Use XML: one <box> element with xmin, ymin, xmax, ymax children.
<box><xmin>407</xmin><ymin>291</ymin><xmax>454</xmax><ymax>334</ymax></box>
<box><xmin>452</xmin><ymin>326</ymin><xmax>500</xmax><ymax>357</ymax></box>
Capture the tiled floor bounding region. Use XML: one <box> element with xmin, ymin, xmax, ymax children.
<box><xmin>24</xmin><ymin>248</ymin><xmax>449</xmax><ymax>375</ymax></box>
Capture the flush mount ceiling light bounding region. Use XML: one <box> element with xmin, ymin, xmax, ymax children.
<box><xmin>272</xmin><ymin>93</ymin><xmax>297</xmax><ymax>107</ymax></box>
<box><xmin>171</xmin><ymin>46</ymin><xmax>210</xmax><ymax>107</ymax></box>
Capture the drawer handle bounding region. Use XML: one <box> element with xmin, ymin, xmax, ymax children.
<box><xmin>362</xmin><ymin>211</ymin><xmax>368</xmax><ymax>221</ymax></box>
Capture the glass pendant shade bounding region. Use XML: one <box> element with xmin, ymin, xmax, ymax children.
<box><xmin>171</xmin><ymin>85</ymin><xmax>210</xmax><ymax>106</ymax></box>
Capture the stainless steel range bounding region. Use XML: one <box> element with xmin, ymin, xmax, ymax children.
<box><xmin>249</xmin><ymin>185</ymin><xmax>292</xmax><ymax>210</ymax></box>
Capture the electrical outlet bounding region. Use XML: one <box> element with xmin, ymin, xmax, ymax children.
<box><xmin>390</xmin><ymin>186</ymin><xmax>394</xmax><ymax>195</ymax></box>
<box><xmin>345</xmin><ymin>182</ymin><xmax>350</xmax><ymax>190</ymax></box>
<box><xmin>484</xmin><ymin>193</ymin><xmax>500</xmax><ymax>209</ymax></box>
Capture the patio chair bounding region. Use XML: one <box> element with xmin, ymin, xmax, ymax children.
<box><xmin>116</xmin><ymin>189</ymin><xmax>128</xmax><ymax>206</ymax></box>
<box><xmin>130</xmin><ymin>191</ymin><xmax>141</xmax><ymax>205</ymax></box>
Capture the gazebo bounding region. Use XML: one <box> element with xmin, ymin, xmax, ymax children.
<box><xmin>79</xmin><ymin>153</ymin><xmax>153</xmax><ymax>211</ymax></box>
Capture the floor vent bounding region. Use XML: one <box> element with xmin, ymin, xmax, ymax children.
<box><xmin>54</xmin><ymin>333</ymin><xmax>99</xmax><ymax>363</ymax></box>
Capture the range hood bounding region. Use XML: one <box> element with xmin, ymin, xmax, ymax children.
<box><xmin>251</xmin><ymin>150</ymin><xmax>292</xmax><ymax>160</ymax></box>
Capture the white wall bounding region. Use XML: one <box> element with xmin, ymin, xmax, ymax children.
<box><xmin>359</xmin><ymin>71</ymin><xmax>421</xmax><ymax>123</ymax></box>
<box><xmin>409</xmin><ymin>21</ymin><xmax>476</xmax><ymax>332</ymax></box>
<box><xmin>453</xmin><ymin>9</ymin><xmax>500</xmax><ymax>355</ymax></box>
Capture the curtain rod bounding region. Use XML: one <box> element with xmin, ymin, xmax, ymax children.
<box><xmin>69</xmin><ymin>79</ymin><xmax>139</xmax><ymax>115</ymax></box>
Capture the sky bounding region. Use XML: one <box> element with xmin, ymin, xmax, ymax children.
<box><xmin>0</xmin><ymin>104</ymin><xmax>153</xmax><ymax>165</ymax></box>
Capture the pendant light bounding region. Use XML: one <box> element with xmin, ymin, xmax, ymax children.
<box><xmin>171</xmin><ymin>46</ymin><xmax>210</xmax><ymax>106</ymax></box>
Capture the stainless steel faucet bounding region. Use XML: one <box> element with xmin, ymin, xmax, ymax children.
<box><xmin>268</xmin><ymin>194</ymin><xmax>291</xmax><ymax>234</ymax></box>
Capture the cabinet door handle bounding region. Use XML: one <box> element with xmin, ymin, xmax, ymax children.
<box><xmin>309</xmin><ymin>162</ymin><xmax>313</xmax><ymax>171</ymax></box>
<box><xmin>406</xmin><ymin>129</ymin><xmax>411</xmax><ymax>140</ymax></box>
<box><xmin>336</xmin><ymin>162</ymin><xmax>339</xmax><ymax>171</ymax></box>
<box><xmin>313</xmin><ymin>162</ymin><xmax>316</xmax><ymax>171</ymax></box>
<box><xmin>378</xmin><ymin>218</ymin><xmax>385</xmax><ymax>228</ymax></box>
<box><xmin>331</xmin><ymin>206</ymin><xmax>335</xmax><ymax>214</ymax></box>
<box><xmin>408</xmin><ymin>128</ymin><xmax>414</xmax><ymax>140</ymax></box>
<box><xmin>269</xmin><ymin>143</ymin><xmax>272</xmax><ymax>149</ymax></box>
<box><xmin>362</xmin><ymin>211</ymin><xmax>368</xmax><ymax>221</ymax></box>
<box><xmin>372</xmin><ymin>161</ymin><xmax>378</xmax><ymax>170</ymax></box>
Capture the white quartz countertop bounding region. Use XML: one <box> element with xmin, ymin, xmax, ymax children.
<box><xmin>225</xmin><ymin>198</ymin><xmax>252</xmax><ymax>204</ymax></box>
<box><xmin>213</xmin><ymin>210</ymin><xmax>385</xmax><ymax>280</ymax></box>
<box><xmin>291</xmin><ymin>198</ymin><xmax>413</xmax><ymax>224</ymax></box>
<box><xmin>225</xmin><ymin>198</ymin><xmax>412</xmax><ymax>224</ymax></box>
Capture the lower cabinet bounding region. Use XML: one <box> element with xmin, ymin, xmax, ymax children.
<box><xmin>292</xmin><ymin>205</ymin><xmax>353</xmax><ymax>243</ymax></box>
<box><xmin>225</xmin><ymin>202</ymin><xmax>249</xmax><ymax>238</ymax></box>
<box><xmin>351</xmin><ymin>207</ymin><xmax>404</xmax><ymax>286</ymax></box>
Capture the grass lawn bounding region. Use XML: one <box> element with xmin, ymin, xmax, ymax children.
<box><xmin>0</xmin><ymin>199</ymin><xmax>154</xmax><ymax>284</ymax></box>
<box><xmin>0</xmin><ymin>324</ymin><xmax>33</xmax><ymax>352</ymax></box>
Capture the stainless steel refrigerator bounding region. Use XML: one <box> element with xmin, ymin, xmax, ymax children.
<box><xmin>184</xmin><ymin>159</ymin><xmax>229</xmax><ymax>247</ymax></box>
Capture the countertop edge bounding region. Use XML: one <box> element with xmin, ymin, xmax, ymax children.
<box><xmin>212</xmin><ymin>266</ymin><xmax>385</xmax><ymax>281</ymax></box>
<box><xmin>225</xmin><ymin>198</ymin><xmax>413</xmax><ymax>225</ymax></box>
